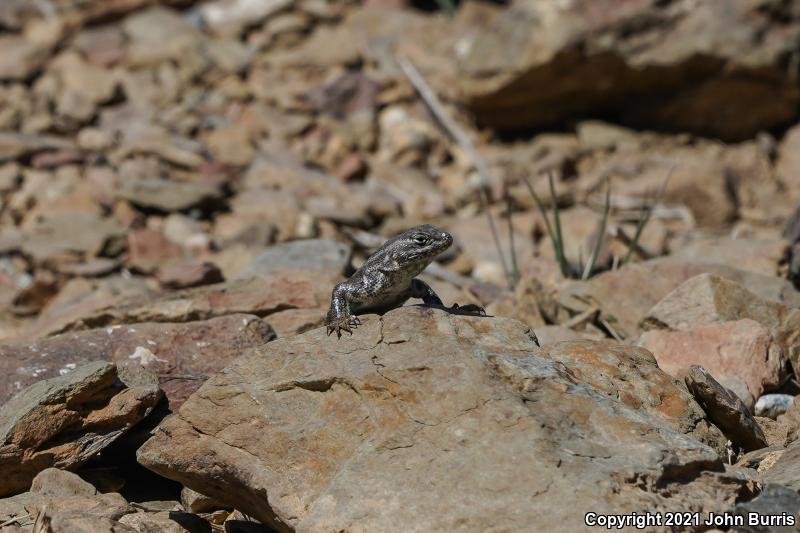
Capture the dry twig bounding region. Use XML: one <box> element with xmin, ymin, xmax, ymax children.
<box><xmin>397</xmin><ymin>55</ymin><xmax>515</xmax><ymax>289</ymax></box>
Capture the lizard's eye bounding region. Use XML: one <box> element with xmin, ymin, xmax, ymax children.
<box><xmin>412</xmin><ymin>235</ymin><xmax>429</xmax><ymax>246</ymax></box>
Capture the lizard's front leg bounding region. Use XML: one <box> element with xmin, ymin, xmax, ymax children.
<box><xmin>410</xmin><ymin>278</ymin><xmax>486</xmax><ymax>315</ymax></box>
<box><xmin>326</xmin><ymin>283</ymin><xmax>362</xmax><ymax>338</ymax></box>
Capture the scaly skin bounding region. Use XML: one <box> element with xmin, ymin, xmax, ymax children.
<box><xmin>326</xmin><ymin>224</ymin><xmax>483</xmax><ymax>337</ymax></box>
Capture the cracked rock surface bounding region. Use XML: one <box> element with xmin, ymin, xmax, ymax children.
<box><xmin>138</xmin><ymin>306</ymin><xmax>747</xmax><ymax>532</ymax></box>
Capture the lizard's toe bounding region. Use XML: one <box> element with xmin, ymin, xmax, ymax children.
<box><xmin>350</xmin><ymin>315</ymin><xmax>362</xmax><ymax>325</ymax></box>
<box><xmin>326</xmin><ymin>316</ymin><xmax>358</xmax><ymax>339</ymax></box>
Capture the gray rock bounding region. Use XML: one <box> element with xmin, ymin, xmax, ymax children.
<box><xmin>685</xmin><ymin>365</ymin><xmax>768</xmax><ymax>453</ymax></box>
<box><xmin>117</xmin><ymin>178</ymin><xmax>223</xmax><ymax>213</ymax></box>
<box><xmin>238</xmin><ymin>239</ymin><xmax>352</xmax><ymax>278</ymax></box>
<box><xmin>756</xmin><ymin>394</ymin><xmax>796</xmax><ymax>420</ymax></box>
<box><xmin>731</xmin><ymin>484</ymin><xmax>800</xmax><ymax>533</ymax></box>
<box><xmin>762</xmin><ymin>445</ymin><xmax>800</xmax><ymax>492</ymax></box>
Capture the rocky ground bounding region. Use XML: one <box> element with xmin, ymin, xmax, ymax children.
<box><xmin>2</xmin><ymin>0</ymin><xmax>800</xmax><ymax>531</ymax></box>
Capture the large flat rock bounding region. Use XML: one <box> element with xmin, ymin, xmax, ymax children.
<box><xmin>458</xmin><ymin>0</ymin><xmax>800</xmax><ymax>140</ymax></box>
<box><xmin>138</xmin><ymin>307</ymin><xmax>746</xmax><ymax>532</ymax></box>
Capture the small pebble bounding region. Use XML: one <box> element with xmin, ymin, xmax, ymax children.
<box><xmin>754</xmin><ymin>394</ymin><xmax>795</xmax><ymax>419</ymax></box>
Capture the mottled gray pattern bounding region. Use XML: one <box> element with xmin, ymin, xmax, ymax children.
<box><xmin>326</xmin><ymin>224</ymin><xmax>455</xmax><ymax>337</ymax></box>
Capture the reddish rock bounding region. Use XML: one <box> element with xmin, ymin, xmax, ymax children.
<box><xmin>126</xmin><ymin>228</ymin><xmax>185</xmax><ymax>274</ymax></box>
<box><xmin>0</xmin><ymin>314</ymin><xmax>275</xmax><ymax>409</ymax></box>
<box><xmin>639</xmin><ymin>319</ymin><xmax>784</xmax><ymax>408</ymax></box>
<box><xmin>33</xmin><ymin>270</ymin><xmax>339</xmax><ymax>338</ymax></box>
<box><xmin>560</xmin><ymin>259</ymin><xmax>800</xmax><ymax>340</ymax></box>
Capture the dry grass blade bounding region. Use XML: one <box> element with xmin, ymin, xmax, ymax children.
<box><xmin>547</xmin><ymin>172</ymin><xmax>569</xmax><ymax>277</ymax></box>
<box><xmin>582</xmin><ymin>178</ymin><xmax>611</xmax><ymax>280</ymax></box>
<box><xmin>0</xmin><ymin>514</ymin><xmax>31</xmax><ymax>527</ymax></box>
<box><xmin>621</xmin><ymin>167</ymin><xmax>673</xmax><ymax>265</ymax></box>
<box><xmin>32</xmin><ymin>511</ymin><xmax>52</xmax><ymax>533</ymax></box>
<box><xmin>397</xmin><ymin>54</ymin><xmax>514</xmax><ymax>288</ymax></box>
<box><xmin>505</xmin><ymin>193</ymin><xmax>519</xmax><ymax>287</ymax></box>
<box><xmin>522</xmin><ymin>175</ymin><xmax>570</xmax><ymax>278</ymax></box>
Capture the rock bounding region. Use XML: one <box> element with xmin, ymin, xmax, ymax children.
<box><xmin>31</xmin><ymin>276</ymin><xmax>156</xmax><ymax>340</ymax></box>
<box><xmin>0</xmin><ymin>361</ymin><xmax>162</xmax><ymax>496</ymax></box>
<box><xmin>542</xmin><ymin>340</ymin><xmax>727</xmax><ymax>453</ymax></box>
<box><xmin>459</xmin><ymin>0</ymin><xmax>800</xmax><ymax>140</ymax></box>
<box><xmin>731</xmin><ymin>484</ymin><xmax>800</xmax><ymax>533</ymax></box>
<box><xmin>198</xmin><ymin>0</ymin><xmax>292</xmax><ymax>34</ymax></box>
<box><xmin>306</xmin><ymin>71</ymin><xmax>381</xmax><ymax>120</ymax></box>
<box><xmin>127</xmin><ymin>228</ymin><xmax>185</xmax><ymax>274</ymax></box>
<box><xmin>641</xmin><ymin>273</ymin><xmax>799</xmax><ymax>373</ymax></box>
<box><xmin>755</xmin><ymin>416</ymin><xmax>792</xmax><ymax>448</ymax></box>
<box><xmin>203</xmin><ymin>125</ymin><xmax>255</xmax><ymax>166</ymax></box>
<box><xmin>0</xmin><ymin>314</ymin><xmax>274</xmax><ymax>409</ymax></box>
<box><xmin>118</xmin><ymin>178</ymin><xmax>223</xmax><ymax>213</ymax></box>
<box><xmin>0</xmin><ymin>468</ymin><xmax>213</xmax><ymax>532</ymax></box>
<box><xmin>0</xmin><ymin>36</ymin><xmax>50</xmax><ymax>81</ymax></box>
<box><xmin>34</xmin><ymin>271</ymin><xmax>338</xmax><ymax>338</ymax></box>
<box><xmin>560</xmin><ymin>258</ymin><xmax>800</xmax><ymax>340</ymax></box>
<box><xmin>156</xmin><ymin>261</ymin><xmax>224</xmax><ymax>290</ymax></box>
<box><xmin>669</xmin><ymin>238</ymin><xmax>788</xmax><ymax>277</ymax></box>
<box><xmin>0</xmin><ymin>131</ymin><xmax>75</xmax><ymax>162</ymax></box>
<box><xmin>446</xmin><ymin>211</ymin><xmax>537</xmax><ymax>286</ymax></box>
<box><xmin>270</xmin><ymin>24</ymin><xmax>361</xmax><ymax>68</ymax></box>
<box><xmin>367</xmin><ymin>163</ymin><xmax>446</xmax><ymax>220</ymax></box>
<box><xmin>0</xmin><ymin>468</ymin><xmax>132</xmax><ymax>530</ymax></box>
<box><xmin>530</xmin><ymin>326</ymin><xmax>585</xmax><ymax>346</ymax></box>
<box><xmin>122</xmin><ymin>6</ymin><xmax>202</xmax><ymax>66</ymax></box>
<box><xmin>237</xmin><ymin>239</ymin><xmax>352</xmax><ymax>278</ymax></box>
<box><xmin>21</xmin><ymin>213</ymin><xmax>125</xmax><ymax>266</ymax></box>
<box><xmin>756</xmin><ymin>394</ymin><xmax>796</xmax><ymax>420</ymax></box>
<box><xmin>761</xmin><ymin>445</ymin><xmax>800</xmax><ymax>492</ymax></box>
<box><xmin>116</xmin><ymin>125</ymin><xmax>206</xmax><ymax>168</ymax></box>
<box><xmin>181</xmin><ymin>486</ymin><xmax>227</xmax><ymax>514</ymax></box>
<box><xmin>51</xmin><ymin>51</ymin><xmax>118</xmax><ymax>106</ymax></box>
<box><xmin>638</xmin><ymin>319</ymin><xmax>785</xmax><ymax>409</ymax></box>
<box><xmin>138</xmin><ymin>307</ymin><xmax>747</xmax><ymax>531</ymax></box>
<box><xmin>777</xmin><ymin>123</ymin><xmax>800</xmax><ymax>202</ymax></box>
<box><xmin>56</xmin><ymin>257</ymin><xmax>122</xmax><ymax>278</ymax></box>
<box><xmin>264</xmin><ymin>308</ymin><xmax>327</xmax><ymax>338</ymax></box>
<box><xmin>576</xmin><ymin>120</ymin><xmax>639</xmax><ymax>151</ymax></box>
<box><xmin>215</xmin><ymin>191</ymin><xmax>292</xmax><ymax>245</ymax></box>
<box><xmin>684</xmin><ymin>365</ymin><xmax>768</xmax><ymax>453</ymax></box>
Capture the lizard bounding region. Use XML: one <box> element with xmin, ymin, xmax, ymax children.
<box><xmin>325</xmin><ymin>224</ymin><xmax>484</xmax><ymax>337</ymax></box>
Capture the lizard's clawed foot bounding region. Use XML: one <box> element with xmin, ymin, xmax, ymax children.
<box><xmin>449</xmin><ymin>303</ymin><xmax>487</xmax><ymax>316</ymax></box>
<box><xmin>326</xmin><ymin>315</ymin><xmax>361</xmax><ymax>338</ymax></box>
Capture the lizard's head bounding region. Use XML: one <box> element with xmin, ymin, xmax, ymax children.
<box><xmin>392</xmin><ymin>224</ymin><xmax>453</xmax><ymax>265</ymax></box>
